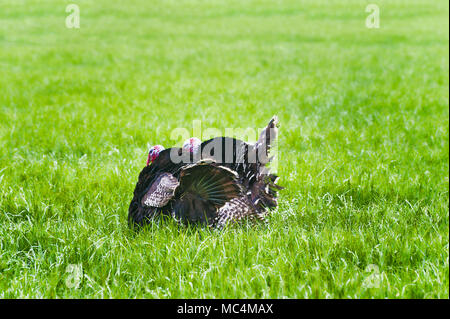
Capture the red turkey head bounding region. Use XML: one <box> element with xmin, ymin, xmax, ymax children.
<box><xmin>147</xmin><ymin>145</ymin><xmax>165</xmax><ymax>165</ymax></box>
<box><xmin>183</xmin><ymin>137</ymin><xmax>201</xmax><ymax>154</ymax></box>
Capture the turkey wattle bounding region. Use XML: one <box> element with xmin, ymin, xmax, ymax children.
<box><xmin>182</xmin><ymin>137</ymin><xmax>201</xmax><ymax>154</ymax></box>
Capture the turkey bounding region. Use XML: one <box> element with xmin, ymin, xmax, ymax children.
<box><xmin>196</xmin><ymin>116</ymin><xmax>283</xmax><ymax>228</ymax></box>
<box><xmin>128</xmin><ymin>146</ymin><xmax>243</xmax><ymax>228</ymax></box>
<box><xmin>128</xmin><ymin>116</ymin><xmax>283</xmax><ymax>230</ymax></box>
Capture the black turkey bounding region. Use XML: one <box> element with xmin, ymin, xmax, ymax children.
<box><xmin>198</xmin><ymin>116</ymin><xmax>283</xmax><ymax>228</ymax></box>
<box><xmin>128</xmin><ymin>147</ymin><xmax>243</xmax><ymax>228</ymax></box>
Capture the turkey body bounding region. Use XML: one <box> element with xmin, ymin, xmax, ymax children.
<box><xmin>128</xmin><ymin>116</ymin><xmax>283</xmax><ymax>229</ymax></box>
<box><xmin>128</xmin><ymin>147</ymin><xmax>244</xmax><ymax>228</ymax></box>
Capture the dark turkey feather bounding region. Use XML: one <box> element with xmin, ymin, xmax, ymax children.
<box><xmin>128</xmin><ymin>147</ymin><xmax>184</xmax><ymax>227</ymax></box>
<box><xmin>255</xmin><ymin>115</ymin><xmax>279</xmax><ymax>163</ymax></box>
<box><xmin>171</xmin><ymin>161</ymin><xmax>243</xmax><ymax>225</ymax></box>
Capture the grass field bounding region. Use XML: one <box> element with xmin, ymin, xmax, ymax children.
<box><xmin>0</xmin><ymin>0</ymin><xmax>448</xmax><ymax>298</ymax></box>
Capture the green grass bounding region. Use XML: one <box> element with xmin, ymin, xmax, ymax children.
<box><xmin>0</xmin><ymin>0</ymin><xmax>448</xmax><ymax>298</ymax></box>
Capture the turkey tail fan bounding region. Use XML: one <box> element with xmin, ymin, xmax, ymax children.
<box><xmin>172</xmin><ymin>161</ymin><xmax>243</xmax><ymax>225</ymax></box>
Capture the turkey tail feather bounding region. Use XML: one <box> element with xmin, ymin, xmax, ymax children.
<box><xmin>256</xmin><ymin>115</ymin><xmax>279</xmax><ymax>163</ymax></box>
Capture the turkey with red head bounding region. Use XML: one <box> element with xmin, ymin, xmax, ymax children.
<box><xmin>198</xmin><ymin>116</ymin><xmax>283</xmax><ymax>228</ymax></box>
<box><xmin>128</xmin><ymin>146</ymin><xmax>244</xmax><ymax>228</ymax></box>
